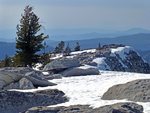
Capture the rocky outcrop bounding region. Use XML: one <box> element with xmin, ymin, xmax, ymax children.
<box><xmin>69</xmin><ymin>44</ymin><xmax>150</xmax><ymax>73</ymax></box>
<box><xmin>61</xmin><ymin>66</ymin><xmax>99</xmax><ymax>77</ymax></box>
<box><xmin>0</xmin><ymin>67</ymin><xmax>34</xmax><ymax>75</ymax></box>
<box><xmin>47</xmin><ymin>44</ymin><xmax>150</xmax><ymax>73</ymax></box>
<box><xmin>0</xmin><ymin>71</ymin><xmax>22</xmax><ymax>89</ymax></box>
<box><xmin>24</xmin><ymin>102</ymin><xmax>143</xmax><ymax>113</ymax></box>
<box><xmin>102</xmin><ymin>79</ymin><xmax>150</xmax><ymax>102</ymax></box>
<box><xmin>0</xmin><ymin>89</ymin><xmax>68</xmax><ymax>113</ymax></box>
<box><xmin>105</xmin><ymin>49</ymin><xmax>150</xmax><ymax>73</ymax></box>
<box><xmin>42</xmin><ymin>44</ymin><xmax>150</xmax><ymax>74</ymax></box>
<box><xmin>0</xmin><ymin>67</ymin><xmax>56</xmax><ymax>90</ymax></box>
<box><xmin>25</xmin><ymin>72</ymin><xmax>56</xmax><ymax>87</ymax></box>
<box><xmin>123</xmin><ymin>50</ymin><xmax>150</xmax><ymax>73</ymax></box>
<box><xmin>45</xmin><ymin>74</ymin><xmax>62</xmax><ymax>80</ymax></box>
<box><xmin>25</xmin><ymin>71</ymin><xmax>45</xmax><ymax>80</ymax></box>
<box><xmin>43</xmin><ymin>58</ymin><xmax>80</xmax><ymax>72</ymax></box>
<box><xmin>4</xmin><ymin>78</ymin><xmax>35</xmax><ymax>90</ymax></box>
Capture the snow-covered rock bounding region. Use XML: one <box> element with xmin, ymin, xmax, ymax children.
<box><xmin>55</xmin><ymin>44</ymin><xmax>150</xmax><ymax>73</ymax></box>
<box><xmin>43</xmin><ymin>44</ymin><xmax>150</xmax><ymax>73</ymax></box>
<box><xmin>92</xmin><ymin>57</ymin><xmax>110</xmax><ymax>70</ymax></box>
<box><xmin>95</xmin><ymin>45</ymin><xmax>150</xmax><ymax>73</ymax></box>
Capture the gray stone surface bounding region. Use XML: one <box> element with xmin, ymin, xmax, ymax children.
<box><xmin>25</xmin><ymin>71</ymin><xmax>45</xmax><ymax>80</ymax></box>
<box><xmin>25</xmin><ymin>75</ymin><xmax>56</xmax><ymax>87</ymax></box>
<box><xmin>43</xmin><ymin>58</ymin><xmax>80</xmax><ymax>71</ymax></box>
<box><xmin>4</xmin><ymin>78</ymin><xmax>35</xmax><ymax>90</ymax></box>
<box><xmin>45</xmin><ymin>74</ymin><xmax>62</xmax><ymax>80</ymax></box>
<box><xmin>0</xmin><ymin>71</ymin><xmax>22</xmax><ymax>89</ymax></box>
<box><xmin>102</xmin><ymin>79</ymin><xmax>150</xmax><ymax>102</ymax></box>
<box><xmin>0</xmin><ymin>67</ymin><xmax>56</xmax><ymax>89</ymax></box>
<box><xmin>0</xmin><ymin>67</ymin><xmax>34</xmax><ymax>75</ymax></box>
<box><xmin>0</xmin><ymin>89</ymin><xmax>68</xmax><ymax>113</ymax></box>
<box><xmin>42</xmin><ymin>44</ymin><xmax>150</xmax><ymax>74</ymax></box>
<box><xmin>24</xmin><ymin>102</ymin><xmax>143</xmax><ymax>113</ymax></box>
<box><xmin>25</xmin><ymin>71</ymin><xmax>56</xmax><ymax>87</ymax></box>
<box><xmin>62</xmin><ymin>44</ymin><xmax>150</xmax><ymax>73</ymax></box>
<box><xmin>19</xmin><ymin>78</ymin><xmax>34</xmax><ymax>89</ymax></box>
<box><xmin>61</xmin><ymin>67</ymin><xmax>100</xmax><ymax>77</ymax></box>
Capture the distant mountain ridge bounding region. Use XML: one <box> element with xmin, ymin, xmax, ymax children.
<box><xmin>1</xmin><ymin>28</ymin><xmax>150</xmax><ymax>42</ymax></box>
<box><xmin>50</xmin><ymin>28</ymin><xmax>150</xmax><ymax>41</ymax></box>
<box><xmin>0</xmin><ymin>33</ymin><xmax>150</xmax><ymax>61</ymax></box>
<box><xmin>48</xmin><ymin>33</ymin><xmax>150</xmax><ymax>51</ymax></box>
<box><xmin>0</xmin><ymin>42</ymin><xmax>16</xmax><ymax>60</ymax></box>
<box><xmin>46</xmin><ymin>33</ymin><xmax>150</xmax><ymax>63</ymax></box>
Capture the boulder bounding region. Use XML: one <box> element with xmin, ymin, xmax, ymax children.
<box><xmin>23</xmin><ymin>71</ymin><xmax>56</xmax><ymax>87</ymax></box>
<box><xmin>4</xmin><ymin>78</ymin><xmax>35</xmax><ymax>90</ymax></box>
<box><xmin>25</xmin><ymin>75</ymin><xmax>56</xmax><ymax>87</ymax></box>
<box><xmin>102</xmin><ymin>79</ymin><xmax>150</xmax><ymax>102</ymax></box>
<box><xmin>0</xmin><ymin>89</ymin><xmax>68</xmax><ymax>113</ymax></box>
<box><xmin>0</xmin><ymin>67</ymin><xmax>56</xmax><ymax>89</ymax></box>
<box><xmin>61</xmin><ymin>66</ymin><xmax>100</xmax><ymax>77</ymax></box>
<box><xmin>0</xmin><ymin>71</ymin><xmax>22</xmax><ymax>89</ymax></box>
<box><xmin>24</xmin><ymin>102</ymin><xmax>143</xmax><ymax>113</ymax></box>
<box><xmin>25</xmin><ymin>71</ymin><xmax>45</xmax><ymax>80</ymax></box>
<box><xmin>43</xmin><ymin>58</ymin><xmax>80</xmax><ymax>71</ymax></box>
<box><xmin>45</xmin><ymin>74</ymin><xmax>62</xmax><ymax>80</ymax></box>
<box><xmin>0</xmin><ymin>67</ymin><xmax>34</xmax><ymax>75</ymax></box>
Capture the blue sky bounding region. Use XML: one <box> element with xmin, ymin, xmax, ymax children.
<box><xmin>0</xmin><ymin>0</ymin><xmax>150</xmax><ymax>31</ymax></box>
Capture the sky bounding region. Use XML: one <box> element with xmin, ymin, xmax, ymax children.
<box><xmin>0</xmin><ymin>0</ymin><xmax>150</xmax><ymax>41</ymax></box>
<box><xmin>0</xmin><ymin>0</ymin><xmax>150</xmax><ymax>30</ymax></box>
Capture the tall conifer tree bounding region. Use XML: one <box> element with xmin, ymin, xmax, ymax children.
<box><xmin>4</xmin><ymin>54</ymin><xmax>10</xmax><ymax>67</ymax></box>
<box><xmin>16</xmin><ymin>6</ymin><xmax>48</xmax><ymax>67</ymax></box>
<box><xmin>64</xmin><ymin>43</ymin><xmax>71</xmax><ymax>56</ymax></box>
<box><xmin>74</xmin><ymin>41</ymin><xmax>80</xmax><ymax>51</ymax></box>
<box><xmin>54</xmin><ymin>41</ymin><xmax>65</xmax><ymax>53</ymax></box>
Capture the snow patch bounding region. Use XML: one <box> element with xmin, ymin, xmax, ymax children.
<box><xmin>78</xmin><ymin>65</ymin><xmax>96</xmax><ymax>69</ymax></box>
<box><xmin>51</xmin><ymin>53</ymin><xmax>63</xmax><ymax>60</ymax></box>
<box><xmin>66</xmin><ymin>56</ymin><xmax>75</xmax><ymax>59</ymax></box>
<box><xmin>48</xmin><ymin>71</ymin><xmax>150</xmax><ymax>112</ymax></box>
<box><xmin>71</xmin><ymin>49</ymin><xmax>96</xmax><ymax>55</ymax></box>
<box><xmin>33</xmin><ymin>63</ymin><xmax>42</xmax><ymax>71</ymax></box>
<box><xmin>118</xmin><ymin>59</ymin><xmax>128</xmax><ymax>68</ymax></box>
<box><xmin>11</xmin><ymin>71</ymin><xmax>150</xmax><ymax>113</ymax></box>
<box><xmin>110</xmin><ymin>46</ymin><xmax>133</xmax><ymax>60</ymax></box>
<box><xmin>92</xmin><ymin>57</ymin><xmax>110</xmax><ymax>70</ymax></box>
<box><xmin>42</xmin><ymin>72</ymin><xmax>49</xmax><ymax>75</ymax></box>
<box><xmin>50</xmin><ymin>49</ymin><xmax>96</xmax><ymax>60</ymax></box>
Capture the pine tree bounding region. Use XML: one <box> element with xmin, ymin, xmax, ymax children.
<box><xmin>39</xmin><ymin>53</ymin><xmax>51</xmax><ymax>67</ymax></box>
<box><xmin>97</xmin><ymin>42</ymin><xmax>101</xmax><ymax>50</ymax></box>
<box><xmin>74</xmin><ymin>41</ymin><xmax>80</xmax><ymax>51</ymax></box>
<box><xmin>16</xmin><ymin>6</ymin><xmax>48</xmax><ymax>67</ymax></box>
<box><xmin>64</xmin><ymin>43</ymin><xmax>71</xmax><ymax>56</ymax></box>
<box><xmin>43</xmin><ymin>41</ymin><xmax>48</xmax><ymax>54</ymax></box>
<box><xmin>55</xmin><ymin>41</ymin><xmax>65</xmax><ymax>53</ymax></box>
<box><xmin>4</xmin><ymin>54</ymin><xmax>10</xmax><ymax>67</ymax></box>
